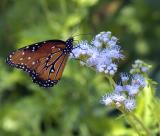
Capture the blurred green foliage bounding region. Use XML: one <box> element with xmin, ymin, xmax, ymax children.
<box><xmin>0</xmin><ymin>0</ymin><xmax>160</xmax><ymax>135</ymax></box>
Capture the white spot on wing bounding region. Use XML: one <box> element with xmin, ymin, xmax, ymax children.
<box><xmin>28</xmin><ymin>57</ymin><xmax>31</xmax><ymax>60</ymax></box>
<box><xmin>32</xmin><ymin>62</ymin><xmax>35</xmax><ymax>65</ymax></box>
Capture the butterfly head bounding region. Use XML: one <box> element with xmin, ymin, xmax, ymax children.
<box><xmin>65</xmin><ymin>37</ymin><xmax>74</xmax><ymax>54</ymax></box>
<box><xmin>66</xmin><ymin>37</ymin><xmax>74</xmax><ymax>45</ymax></box>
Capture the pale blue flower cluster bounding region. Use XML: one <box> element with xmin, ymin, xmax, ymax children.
<box><xmin>100</xmin><ymin>73</ymin><xmax>146</xmax><ymax>111</ymax></box>
<box><xmin>72</xmin><ymin>32</ymin><xmax>149</xmax><ymax>112</ymax></box>
<box><xmin>72</xmin><ymin>31</ymin><xmax>123</xmax><ymax>75</ymax></box>
<box><xmin>130</xmin><ymin>59</ymin><xmax>152</xmax><ymax>74</ymax></box>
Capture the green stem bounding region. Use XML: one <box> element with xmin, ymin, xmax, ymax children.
<box><xmin>119</xmin><ymin>109</ymin><xmax>142</xmax><ymax>136</ymax></box>
<box><xmin>87</xmin><ymin>65</ymin><xmax>116</xmax><ymax>90</ymax></box>
<box><xmin>119</xmin><ymin>108</ymin><xmax>151</xmax><ymax>135</ymax></box>
<box><xmin>129</xmin><ymin>112</ymin><xmax>152</xmax><ymax>136</ymax></box>
<box><xmin>126</xmin><ymin>115</ymin><xmax>142</xmax><ymax>136</ymax></box>
<box><xmin>105</xmin><ymin>75</ymin><xmax>116</xmax><ymax>90</ymax></box>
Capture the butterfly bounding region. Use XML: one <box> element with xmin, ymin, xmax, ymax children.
<box><xmin>6</xmin><ymin>37</ymin><xmax>74</xmax><ymax>88</ymax></box>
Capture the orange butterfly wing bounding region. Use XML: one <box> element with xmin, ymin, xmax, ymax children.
<box><xmin>6</xmin><ymin>38</ymin><xmax>73</xmax><ymax>87</ymax></box>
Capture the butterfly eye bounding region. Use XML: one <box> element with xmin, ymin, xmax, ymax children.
<box><xmin>6</xmin><ymin>38</ymin><xmax>74</xmax><ymax>87</ymax></box>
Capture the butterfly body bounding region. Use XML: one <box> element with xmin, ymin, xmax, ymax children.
<box><xmin>6</xmin><ymin>37</ymin><xmax>74</xmax><ymax>87</ymax></box>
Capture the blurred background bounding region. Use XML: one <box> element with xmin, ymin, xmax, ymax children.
<box><xmin>0</xmin><ymin>0</ymin><xmax>160</xmax><ymax>135</ymax></box>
